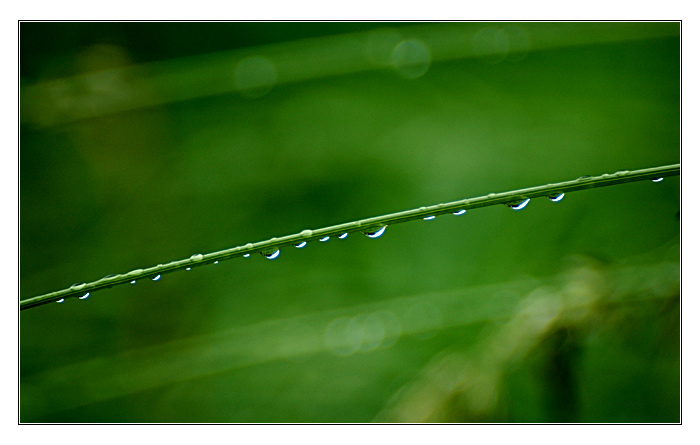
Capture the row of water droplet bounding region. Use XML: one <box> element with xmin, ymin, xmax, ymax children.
<box><xmin>55</xmin><ymin>177</ymin><xmax>664</xmax><ymax>304</ymax></box>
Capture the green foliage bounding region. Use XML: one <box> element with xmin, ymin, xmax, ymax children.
<box><xmin>20</xmin><ymin>22</ymin><xmax>680</xmax><ymax>423</ymax></box>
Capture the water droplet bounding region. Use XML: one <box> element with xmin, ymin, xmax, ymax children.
<box><xmin>364</xmin><ymin>226</ymin><xmax>387</xmax><ymax>238</ymax></box>
<box><xmin>506</xmin><ymin>198</ymin><xmax>530</xmax><ymax>210</ymax></box>
<box><xmin>548</xmin><ymin>193</ymin><xmax>565</xmax><ymax>202</ymax></box>
<box><xmin>295</xmin><ymin>241</ymin><xmax>307</xmax><ymax>248</ymax></box>
<box><xmin>338</xmin><ymin>233</ymin><xmax>348</xmax><ymax>239</ymax></box>
<box><xmin>423</xmin><ymin>215</ymin><xmax>436</xmax><ymax>220</ymax></box>
<box><xmin>102</xmin><ymin>274</ymin><xmax>118</xmax><ymax>280</ymax></box>
<box><xmin>214</xmin><ymin>261</ymin><xmax>219</xmax><ymax>264</ymax></box>
<box><xmin>185</xmin><ymin>267</ymin><xmax>191</xmax><ymax>271</ymax></box>
<box><xmin>453</xmin><ymin>209</ymin><xmax>466</xmax><ymax>216</ymax></box>
<box><xmin>243</xmin><ymin>253</ymin><xmax>250</xmax><ymax>258</ymax></box>
<box><xmin>70</xmin><ymin>283</ymin><xmax>86</xmax><ymax>290</ymax></box>
<box><xmin>320</xmin><ymin>236</ymin><xmax>330</xmax><ymax>242</ymax></box>
<box><xmin>130</xmin><ymin>280</ymin><xmax>136</xmax><ymax>284</ymax></box>
<box><xmin>78</xmin><ymin>292</ymin><xmax>90</xmax><ymax>300</ymax></box>
<box><xmin>152</xmin><ymin>275</ymin><xmax>161</xmax><ymax>281</ymax></box>
<box><xmin>578</xmin><ymin>175</ymin><xmax>592</xmax><ymax>180</ymax></box>
<box><xmin>652</xmin><ymin>177</ymin><xmax>663</xmax><ymax>183</ymax></box>
<box><xmin>56</xmin><ymin>298</ymin><xmax>64</xmax><ymax>303</ymax></box>
<box><xmin>263</xmin><ymin>250</ymin><xmax>280</xmax><ymax>260</ymax></box>
<box><xmin>190</xmin><ymin>253</ymin><xmax>204</xmax><ymax>261</ymax></box>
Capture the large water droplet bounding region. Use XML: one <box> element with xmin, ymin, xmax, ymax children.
<box><xmin>70</xmin><ymin>283</ymin><xmax>86</xmax><ymax>290</ymax></box>
<box><xmin>338</xmin><ymin>233</ymin><xmax>348</xmax><ymax>239</ymax></box>
<box><xmin>548</xmin><ymin>193</ymin><xmax>565</xmax><ymax>202</ymax></box>
<box><xmin>364</xmin><ymin>226</ymin><xmax>387</xmax><ymax>238</ymax></box>
<box><xmin>243</xmin><ymin>253</ymin><xmax>250</xmax><ymax>258</ymax></box>
<box><xmin>423</xmin><ymin>215</ymin><xmax>436</xmax><ymax>220</ymax></box>
<box><xmin>214</xmin><ymin>261</ymin><xmax>219</xmax><ymax>264</ymax></box>
<box><xmin>78</xmin><ymin>292</ymin><xmax>90</xmax><ymax>300</ymax></box>
<box><xmin>320</xmin><ymin>236</ymin><xmax>330</xmax><ymax>242</ymax></box>
<box><xmin>130</xmin><ymin>280</ymin><xmax>136</xmax><ymax>284</ymax></box>
<box><xmin>506</xmin><ymin>198</ymin><xmax>530</xmax><ymax>210</ymax></box>
<box><xmin>652</xmin><ymin>177</ymin><xmax>663</xmax><ymax>183</ymax></box>
<box><xmin>453</xmin><ymin>209</ymin><xmax>466</xmax><ymax>216</ymax></box>
<box><xmin>152</xmin><ymin>275</ymin><xmax>161</xmax><ymax>281</ymax></box>
<box><xmin>295</xmin><ymin>241</ymin><xmax>307</xmax><ymax>248</ymax></box>
<box><xmin>190</xmin><ymin>253</ymin><xmax>204</xmax><ymax>261</ymax></box>
<box><xmin>56</xmin><ymin>298</ymin><xmax>65</xmax><ymax>303</ymax></box>
<box><xmin>263</xmin><ymin>250</ymin><xmax>280</xmax><ymax>260</ymax></box>
<box><xmin>185</xmin><ymin>267</ymin><xmax>191</xmax><ymax>271</ymax></box>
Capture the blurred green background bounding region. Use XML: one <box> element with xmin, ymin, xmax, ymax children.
<box><xmin>19</xmin><ymin>22</ymin><xmax>680</xmax><ymax>423</ymax></box>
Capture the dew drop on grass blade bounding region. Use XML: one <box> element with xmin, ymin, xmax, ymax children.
<box><xmin>506</xmin><ymin>198</ymin><xmax>530</xmax><ymax>210</ymax></box>
<box><xmin>364</xmin><ymin>226</ymin><xmax>387</xmax><ymax>238</ymax></box>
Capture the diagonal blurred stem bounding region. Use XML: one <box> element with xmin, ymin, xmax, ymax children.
<box><xmin>21</xmin><ymin>22</ymin><xmax>679</xmax><ymax>127</ymax></box>
<box><xmin>20</xmin><ymin>163</ymin><xmax>679</xmax><ymax>310</ymax></box>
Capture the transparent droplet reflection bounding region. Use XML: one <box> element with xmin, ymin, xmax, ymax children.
<box><xmin>190</xmin><ymin>253</ymin><xmax>203</xmax><ymax>261</ymax></box>
<box><xmin>295</xmin><ymin>241</ymin><xmax>307</xmax><ymax>248</ymax></box>
<box><xmin>652</xmin><ymin>177</ymin><xmax>664</xmax><ymax>183</ymax></box>
<box><xmin>453</xmin><ymin>209</ymin><xmax>466</xmax><ymax>216</ymax></box>
<box><xmin>243</xmin><ymin>254</ymin><xmax>250</xmax><ymax>258</ymax></box>
<box><xmin>548</xmin><ymin>193</ymin><xmax>565</xmax><ymax>202</ymax></box>
<box><xmin>56</xmin><ymin>298</ymin><xmax>65</xmax><ymax>303</ymax></box>
<box><xmin>264</xmin><ymin>250</ymin><xmax>280</xmax><ymax>260</ymax></box>
<box><xmin>506</xmin><ymin>198</ymin><xmax>530</xmax><ymax>210</ymax></box>
<box><xmin>130</xmin><ymin>280</ymin><xmax>136</xmax><ymax>285</ymax></box>
<box><xmin>338</xmin><ymin>233</ymin><xmax>348</xmax><ymax>239</ymax></box>
<box><xmin>152</xmin><ymin>275</ymin><xmax>161</xmax><ymax>281</ymax></box>
<box><xmin>423</xmin><ymin>215</ymin><xmax>436</xmax><ymax>220</ymax></box>
<box><xmin>364</xmin><ymin>226</ymin><xmax>387</xmax><ymax>238</ymax></box>
<box><xmin>78</xmin><ymin>292</ymin><xmax>90</xmax><ymax>300</ymax></box>
<box><xmin>319</xmin><ymin>236</ymin><xmax>330</xmax><ymax>242</ymax></box>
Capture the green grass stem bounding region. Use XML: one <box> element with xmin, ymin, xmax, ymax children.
<box><xmin>19</xmin><ymin>163</ymin><xmax>679</xmax><ymax>310</ymax></box>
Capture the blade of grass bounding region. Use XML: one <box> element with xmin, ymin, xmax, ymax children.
<box><xmin>21</xmin><ymin>259</ymin><xmax>678</xmax><ymax>420</ymax></box>
<box><xmin>21</xmin><ymin>22</ymin><xmax>679</xmax><ymax>126</ymax></box>
<box><xmin>20</xmin><ymin>163</ymin><xmax>679</xmax><ymax>310</ymax></box>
